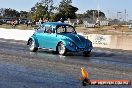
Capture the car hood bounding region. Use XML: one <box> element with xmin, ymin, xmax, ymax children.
<box><xmin>59</xmin><ymin>33</ymin><xmax>88</xmax><ymax>48</ymax></box>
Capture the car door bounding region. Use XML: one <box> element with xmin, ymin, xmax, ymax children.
<box><xmin>44</xmin><ymin>26</ymin><xmax>58</xmax><ymax>50</ymax></box>
<box><xmin>35</xmin><ymin>26</ymin><xmax>46</xmax><ymax>48</ymax></box>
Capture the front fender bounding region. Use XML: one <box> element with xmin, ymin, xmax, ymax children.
<box><xmin>60</xmin><ymin>39</ymin><xmax>71</xmax><ymax>46</ymax></box>
<box><xmin>27</xmin><ymin>36</ymin><xmax>39</xmax><ymax>47</ymax></box>
<box><xmin>60</xmin><ymin>39</ymin><xmax>76</xmax><ymax>51</ymax></box>
<box><xmin>55</xmin><ymin>39</ymin><xmax>70</xmax><ymax>51</ymax></box>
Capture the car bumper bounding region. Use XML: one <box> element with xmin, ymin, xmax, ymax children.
<box><xmin>66</xmin><ymin>46</ymin><xmax>93</xmax><ymax>52</ymax></box>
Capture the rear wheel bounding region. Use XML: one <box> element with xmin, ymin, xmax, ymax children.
<box><xmin>57</xmin><ymin>42</ymin><xmax>67</xmax><ymax>55</ymax></box>
<box><xmin>28</xmin><ymin>39</ymin><xmax>38</xmax><ymax>52</ymax></box>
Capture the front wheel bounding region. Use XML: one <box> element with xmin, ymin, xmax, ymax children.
<box><xmin>83</xmin><ymin>51</ymin><xmax>91</xmax><ymax>56</ymax></box>
<box><xmin>57</xmin><ymin>42</ymin><xmax>67</xmax><ymax>55</ymax></box>
<box><xmin>28</xmin><ymin>39</ymin><xmax>38</xmax><ymax>52</ymax></box>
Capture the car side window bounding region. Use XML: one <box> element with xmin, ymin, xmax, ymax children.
<box><xmin>45</xmin><ymin>26</ymin><xmax>52</xmax><ymax>34</ymax></box>
<box><xmin>57</xmin><ymin>26</ymin><xmax>65</xmax><ymax>33</ymax></box>
<box><xmin>66</xmin><ymin>26</ymin><xmax>76</xmax><ymax>33</ymax></box>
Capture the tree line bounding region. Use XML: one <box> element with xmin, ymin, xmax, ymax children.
<box><xmin>0</xmin><ymin>0</ymin><xmax>106</xmax><ymax>21</ymax></box>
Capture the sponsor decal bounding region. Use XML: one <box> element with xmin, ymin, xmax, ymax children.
<box><xmin>80</xmin><ymin>67</ymin><xmax>131</xmax><ymax>86</ymax></box>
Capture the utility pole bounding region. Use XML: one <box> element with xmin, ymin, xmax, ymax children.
<box><xmin>124</xmin><ymin>9</ymin><xmax>127</xmax><ymax>22</ymax></box>
<box><xmin>93</xmin><ymin>11</ymin><xmax>95</xmax><ymax>21</ymax></box>
<box><xmin>107</xmin><ymin>10</ymin><xmax>110</xmax><ymax>20</ymax></box>
<box><xmin>117</xmin><ymin>12</ymin><xmax>121</xmax><ymax>20</ymax></box>
<box><xmin>97</xmin><ymin>0</ymin><xmax>100</xmax><ymax>19</ymax></box>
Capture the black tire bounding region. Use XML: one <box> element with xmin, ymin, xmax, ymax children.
<box><xmin>57</xmin><ymin>42</ymin><xmax>67</xmax><ymax>55</ymax></box>
<box><xmin>28</xmin><ymin>39</ymin><xmax>38</xmax><ymax>52</ymax></box>
<box><xmin>83</xmin><ymin>51</ymin><xmax>91</xmax><ymax>57</ymax></box>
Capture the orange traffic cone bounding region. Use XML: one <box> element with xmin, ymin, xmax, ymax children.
<box><xmin>81</xmin><ymin>67</ymin><xmax>91</xmax><ymax>86</ymax></box>
<box><xmin>81</xmin><ymin>67</ymin><xmax>88</xmax><ymax>78</ymax></box>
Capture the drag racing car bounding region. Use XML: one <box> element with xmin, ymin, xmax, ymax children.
<box><xmin>27</xmin><ymin>22</ymin><xmax>93</xmax><ymax>56</ymax></box>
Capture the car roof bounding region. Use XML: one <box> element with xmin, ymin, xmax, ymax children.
<box><xmin>41</xmin><ymin>22</ymin><xmax>71</xmax><ymax>27</ymax></box>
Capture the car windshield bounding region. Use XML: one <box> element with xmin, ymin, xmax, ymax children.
<box><xmin>56</xmin><ymin>25</ymin><xmax>76</xmax><ymax>34</ymax></box>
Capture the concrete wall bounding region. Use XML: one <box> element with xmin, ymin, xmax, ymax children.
<box><xmin>0</xmin><ymin>28</ymin><xmax>132</xmax><ymax>51</ymax></box>
<box><xmin>84</xmin><ymin>34</ymin><xmax>132</xmax><ymax>50</ymax></box>
<box><xmin>0</xmin><ymin>28</ymin><xmax>34</xmax><ymax>41</ymax></box>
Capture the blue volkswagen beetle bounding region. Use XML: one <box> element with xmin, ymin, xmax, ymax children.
<box><xmin>27</xmin><ymin>22</ymin><xmax>93</xmax><ymax>56</ymax></box>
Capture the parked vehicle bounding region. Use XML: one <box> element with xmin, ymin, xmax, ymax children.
<box><xmin>0</xmin><ymin>19</ymin><xmax>3</xmax><ymax>25</ymax></box>
<box><xmin>27</xmin><ymin>22</ymin><xmax>93</xmax><ymax>56</ymax></box>
<box><xmin>129</xmin><ymin>24</ymin><xmax>132</xmax><ymax>29</ymax></box>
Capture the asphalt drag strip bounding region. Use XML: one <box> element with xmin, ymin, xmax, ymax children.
<box><xmin>0</xmin><ymin>38</ymin><xmax>131</xmax><ymax>88</ymax></box>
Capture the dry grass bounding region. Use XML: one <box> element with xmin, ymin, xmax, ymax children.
<box><xmin>1</xmin><ymin>24</ymin><xmax>132</xmax><ymax>35</ymax></box>
<box><xmin>0</xmin><ymin>24</ymin><xmax>33</xmax><ymax>30</ymax></box>
<box><xmin>76</xmin><ymin>25</ymin><xmax>132</xmax><ymax>35</ymax></box>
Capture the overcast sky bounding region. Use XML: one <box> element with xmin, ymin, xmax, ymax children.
<box><xmin>0</xmin><ymin>0</ymin><xmax>132</xmax><ymax>20</ymax></box>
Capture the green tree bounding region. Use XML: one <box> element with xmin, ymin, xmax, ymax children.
<box><xmin>50</xmin><ymin>12</ymin><xmax>63</xmax><ymax>21</ymax></box>
<box><xmin>59</xmin><ymin>0</ymin><xmax>72</xmax><ymax>6</ymax></box>
<box><xmin>4</xmin><ymin>8</ymin><xmax>20</xmax><ymax>17</ymax></box>
<box><xmin>31</xmin><ymin>2</ymin><xmax>45</xmax><ymax>20</ymax></box>
<box><xmin>56</xmin><ymin>0</ymin><xmax>78</xmax><ymax>20</ymax></box>
<box><xmin>20</xmin><ymin>11</ymin><xmax>28</xmax><ymax>18</ymax></box>
<box><xmin>83</xmin><ymin>10</ymin><xmax>106</xmax><ymax>19</ymax></box>
<box><xmin>31</xmin><ymin>0</ymin><xmax>55</xmax><ymax>20</ymax></box>
<box><xmin>41</xmin><ymin>0</ymin><xmax>54</xmax><ymax>15</ymax></box>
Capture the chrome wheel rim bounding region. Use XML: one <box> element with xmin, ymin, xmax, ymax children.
<box><xmin>58</xmin><ymin>43</ymin><xmax>65</xmax><ymax>55</ymax></box>
<box><xmin>29</xmin><ymin>40</ymin><xmax>35</xmax><ymax>51</ymax></box>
